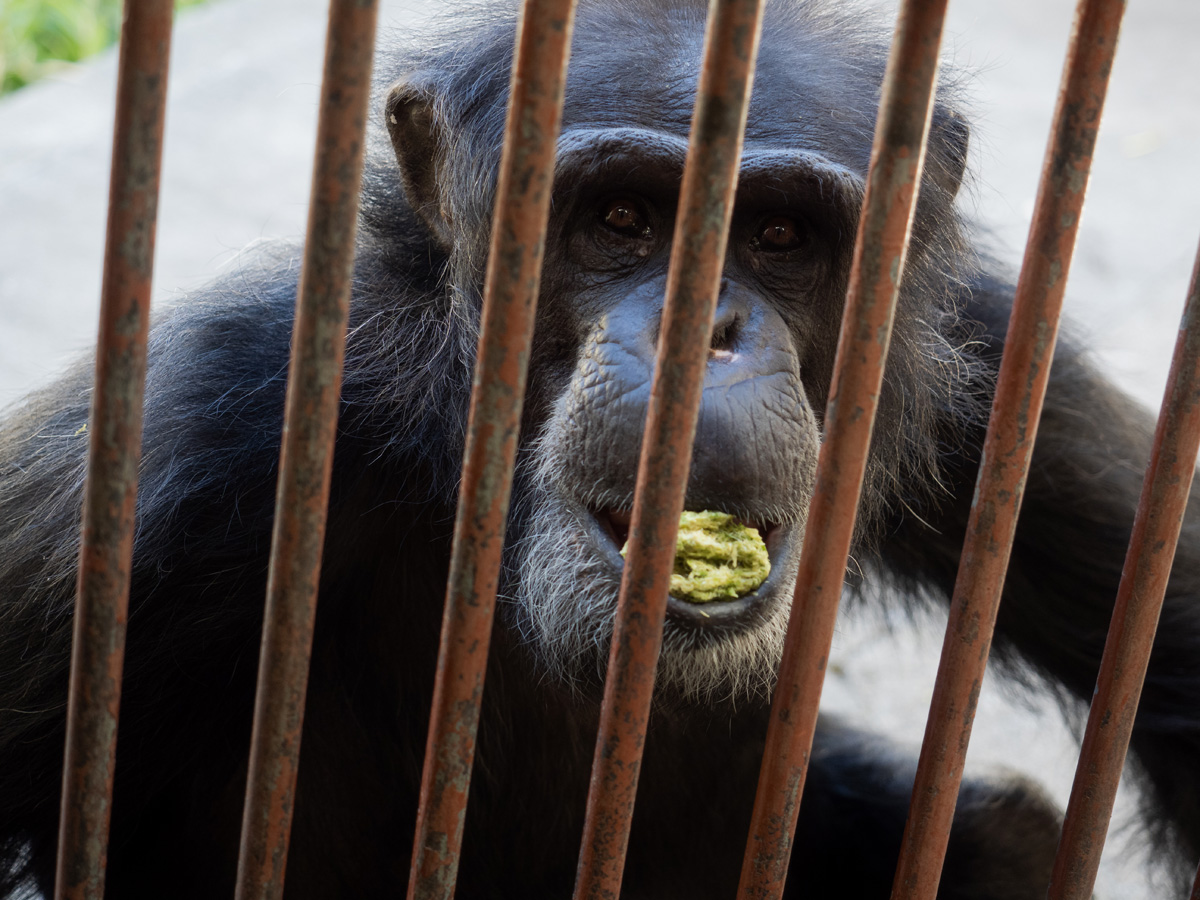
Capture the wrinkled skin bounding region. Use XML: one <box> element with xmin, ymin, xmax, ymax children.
<box><xmin>1</xmin><ymin>1</ymin><xmax>1199</xmax><ymax>898</ymax></box>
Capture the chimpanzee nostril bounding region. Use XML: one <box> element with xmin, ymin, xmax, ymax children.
<box><xmin>710</xmin><ymin>306</ymin><xmax>742</xmax><ymax>357</ymax></box>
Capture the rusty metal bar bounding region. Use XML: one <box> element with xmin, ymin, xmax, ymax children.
<box><xmin>888</xmin><ymin>2</ymin><xmax>1127</xmax><ymax>898</ymax></box>
<box><xmin>737</xmin><ymin>0</ymin><xmax>948</xmax><ymax>894</ymax></box>
<box><xmin>1192</xmin><ymin>857</ymin><xmax>1200</xmax><ymax>900</ymax></box>
<box><xmin>233</xmin><ymin>2</ymin><xmax>379</xmax><ymax>898</ymax></box>
<box><xmin>405</xmin><ymin>1</ymin><xmax>576</xmax><ymax>897</ymax></box>
<box><xmin>53</xmin><ymin>3</ymin><xmax>174</xmax><ymax>899</ymax></box>
<box><xmin>734</xmin><ymin>2</ymin><xmax>948</xmax><ymax>898</ymax></box>
<box><xmin>1046</xmin><ymin>238</ymin><xmax>1200</xmax><ymax>900</ymax></box>
<box><xmin>570</xmin><ymin>1</ymin><xmax>766</xmax><ymax>896</ymax></box>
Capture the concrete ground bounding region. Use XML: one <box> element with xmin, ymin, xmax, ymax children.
<box><xmin>0</xmin><ymin>0</ymin><xmax>1197</xmax><ymax>895</ymax></box>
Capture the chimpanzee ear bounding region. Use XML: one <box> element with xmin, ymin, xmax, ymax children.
<box><xmin>385</xmin><ymin>80</ymin><xmax>455</xmax><ymax>249</ymax></box>
<box><xmin>926</xmin><ymin>108</ymin><xmax>970</xmax><ymax>202</ymax></box>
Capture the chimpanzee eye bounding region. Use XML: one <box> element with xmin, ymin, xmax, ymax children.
<box><xmin>599</xmin><ymin>197</ymin><xmax>652</xmax><ymax>240</ymax></box>
<box><xmin>751</xmin><ymin>215</ymin><xmax>807</xmax><ymax>253</ymax></box>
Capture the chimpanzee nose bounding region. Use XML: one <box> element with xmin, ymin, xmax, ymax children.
<box><xmin>709</xmin><ymin>303</ymin><xmax>742</xmax><ymax>359</ymax></box>
<box><xmin>709</xmin><ymin>281</ymin><xmax>750</xmax><ymax>360</ymax></box>
<box><xmin>552</xmin><ymin>275</ymin><xmax>807</xmax><ymax>513</ymax></box>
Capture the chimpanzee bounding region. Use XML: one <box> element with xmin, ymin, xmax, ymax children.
<box><xmin>1</xmin><ymin>0</ymin><xmax>1198</xmax><ymax>897</ymax></box>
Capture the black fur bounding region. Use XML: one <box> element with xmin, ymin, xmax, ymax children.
<box><xmin>2</xmin><ymin>1</ymin><xmax>1198</xmax><ymax>898</ymax></box>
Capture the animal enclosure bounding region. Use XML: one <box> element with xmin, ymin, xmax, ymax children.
<box><xmin>5</xmin><ymin>0</ymin><xmax>1200</xmax><ymax>899</ymax></box>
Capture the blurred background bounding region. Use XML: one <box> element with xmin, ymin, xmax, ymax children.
<box><xmin>1</xmin><ymin>0</ymin><xmax>208</xmax><ymax>93</ymax></box>
<box><xmin>0</xmin><ymin>0</ymin><xmax>1196</xmax><ymax>895</ymax></box>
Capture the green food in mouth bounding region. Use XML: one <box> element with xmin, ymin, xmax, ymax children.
<box><xmin>621</xmin><ymin>510</ymin><xmax>771</xmax><ymax>603</ymax></box>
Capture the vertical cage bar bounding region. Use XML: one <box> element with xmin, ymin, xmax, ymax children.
<box><xmin>1192</xmin><ymin>858</ymin><xmax>1200</xmax><ymax>900</ymax></box>
<box><xmin>1047</xmin><ymin>238</ymin><xmax>1200</xmax><ymax>900</ymax></box>
<box><xmin>405</xmin><ymin>1</ymin><xmax>576</xmax><ymax>897</ymax></box>
<box><xmin>570</xmin><ymin>0</ymin><xmax>766</xmax><ymax>896</ymax></box>
<box><xmin>53</xmin><ymin>3</ymin><xmax>174</xmax><ymax>899</ymax></box>
<box><xmin>888</xmin><ymin>2</ymin><xmax>1126</xmax><ymax>898</ymax></box>
<box><xmin>233</xmin><ymin>1</ymin><xmax>379</xmax><ymax>898</ymax></box>
<box><xmin>735</xmin><ymin>1</ymin><xmax>948</xmax><ymax>897</ymax></box>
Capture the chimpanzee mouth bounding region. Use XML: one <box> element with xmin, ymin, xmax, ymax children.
<box><xmin>590</xmin><ymin>507</ymin><xmax>802</xmax><ymax>633</ymax></box>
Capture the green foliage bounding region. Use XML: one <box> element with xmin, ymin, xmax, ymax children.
<box><xmin>1</xmin><ymin>0</ymin><xmax>207</xmax><ymax>95</ymax></box>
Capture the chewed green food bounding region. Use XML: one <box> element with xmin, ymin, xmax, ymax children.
<box><xmin>621</xmin><ymin>510</ymin><xmax>770</xmax><ymax>602</ymax></box>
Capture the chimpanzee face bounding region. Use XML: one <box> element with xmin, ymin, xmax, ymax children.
<box><xmin>384</xmin><ymin>1</ymin><xmax>969</xmax><ymax>702</ymax></box>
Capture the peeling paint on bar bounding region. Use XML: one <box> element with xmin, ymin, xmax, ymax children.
<box><xmin>405</xmin><ymin>1</ymin><xmax>578</xmax><ymax>897</ymax></box>
<box><xmin>54</xmin><ymin>4</ymin><xmax>174</xmax><ymax>899</ymax></box>
<box><xmin>233</xmin><ymin>2</ymin><xmax>380</xmax><ymax>899</ymax></box>
<box><xmin>736</xmin><ymin>1</ymin><xmax>950</xmax><ymax>897</ymax></box>
<box><xmin>571</xmin><ymin>1</ymin><xmax>768</xmax><ymax>897</ymax></box>
<box><xmin>1047</xmin><ymin>240</ymin><xmax>1200</xmax><ymax>900</ymax></box>
<box><xmin>889</xmin><ymin>2</ymin><xmax>1128</xmax><ymax>898</ymax></box>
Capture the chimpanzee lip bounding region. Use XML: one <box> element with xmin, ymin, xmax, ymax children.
<box><xmin>590</xmin><ymin>507</ymin><xmax>797</xmax><ymax>632</ymax></box>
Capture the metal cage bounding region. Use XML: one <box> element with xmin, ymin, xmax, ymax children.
<box><xmin>30</xmin><ymin>0</ymin><xmax>1200</xmax><ymax>898</ymax></box>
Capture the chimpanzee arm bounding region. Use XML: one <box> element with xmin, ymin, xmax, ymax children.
<box><xmin>885</xmin><ymin>278</ymin><xmax>1200</xmax><ymax>874</ymax></box>
<box><xmin>0</xmin><ymin>265</ymin><xmax>299</xmax><ymax>892</ymax></box>
<box><xmin>0</xmin><ymin>240</ymin><xmax>461</xmax><ymax>895</ymax></box>
<box><xmin>787</xmin><ymin>718</ymin><xmax>1062</xmax><ymax>899</ymax></box>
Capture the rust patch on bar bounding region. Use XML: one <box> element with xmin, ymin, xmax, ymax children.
<box><xmin>54</xmin><ymin>4</ymin><xmax>174</xmax><ymax>899</ymax></box>
<box><xmin>889</xmin><ymin>2</ymin><xmax>1128</xmax><ymax>898</ymax></box>
<box><xmin>735</xmin><ymin>2</ymin><xmax>949</xmax><ymax>898</ymax></box>
<box><xmin>1046</xmin><ymin>240</ymin><xmax>1200</xmax><ymax>900</ymax></box>
<box><xmin>570</xmin><ymin>1</ymin><xmax>768</xmax><ymax>898</ymax></box>
<box><xmin>406</xmin><ymin>2</ymin><xmax>578</xmax><ymax>898</ymax></box>
<box><xmin>233</xmin><ymin>3</ymin><xmax>380</xmax><ymax>900</ymax></box>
